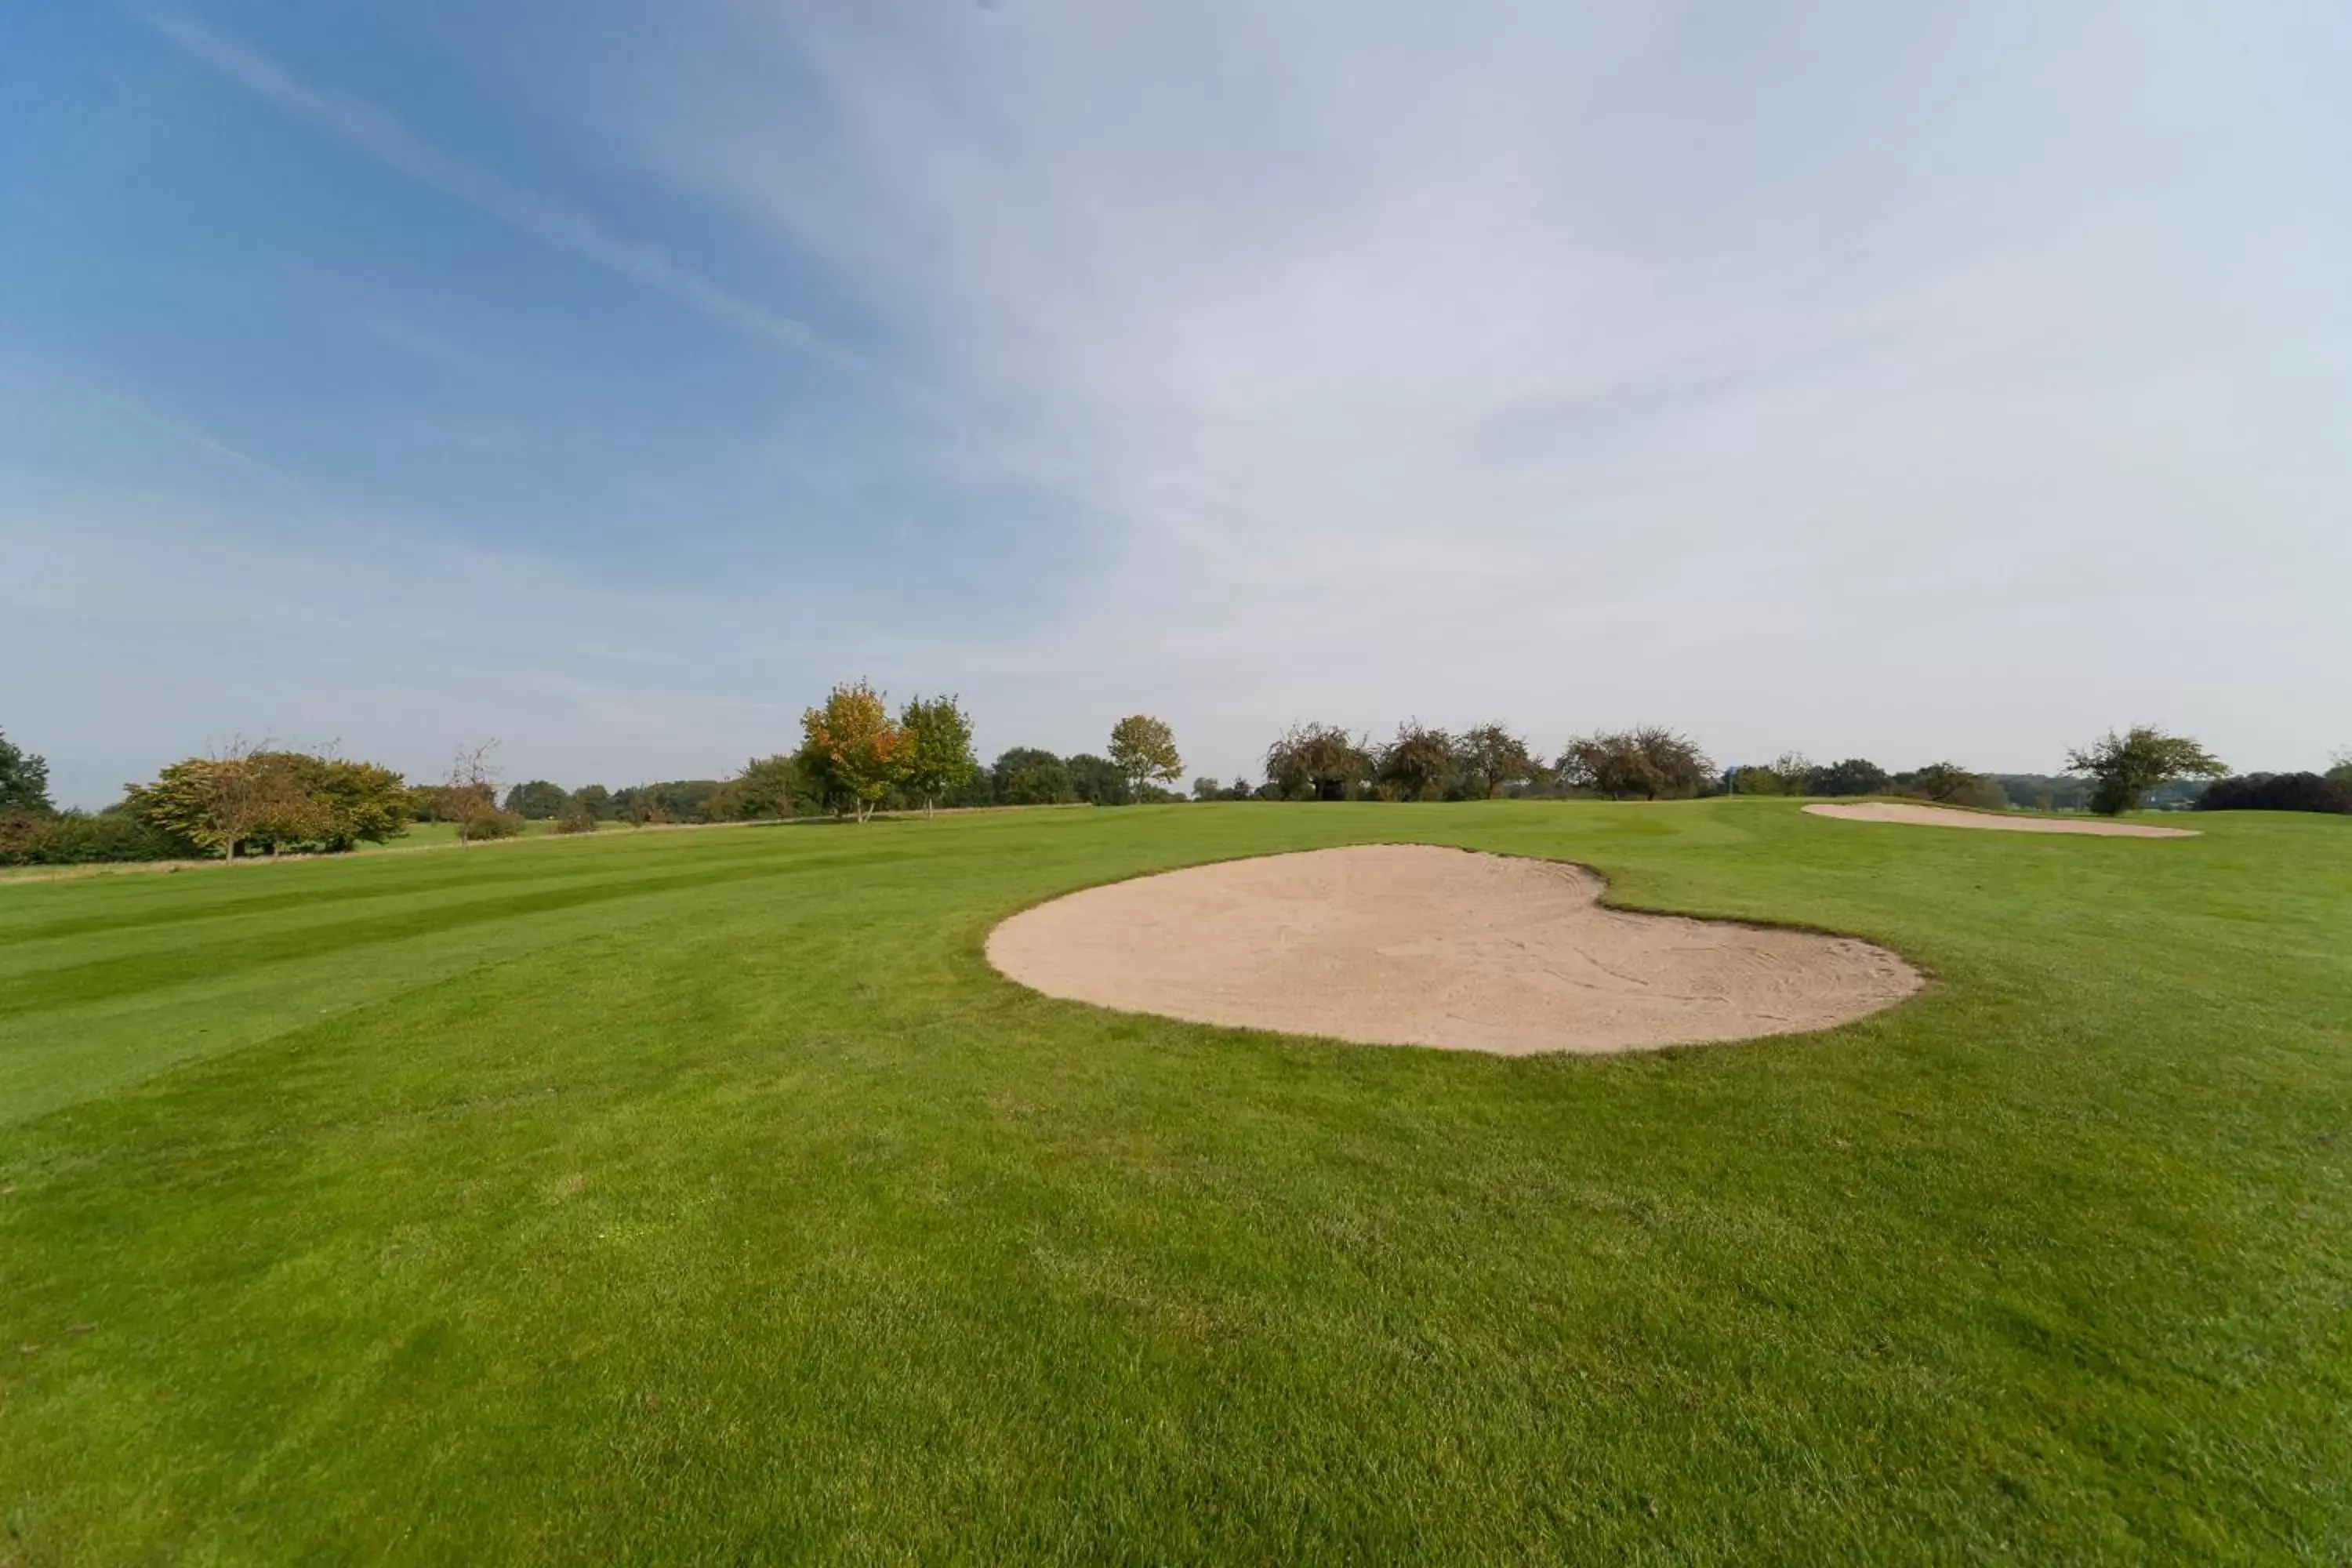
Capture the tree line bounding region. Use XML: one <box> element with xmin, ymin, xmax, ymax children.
<box><xmin>4</xmin><ymin>713</ymin><xmax>2339</xmax><ymax>867</ymax></box>
<box><xmin>0</xmin><ymin>695</ymin><xmax>1191</xmax><ymax>863</ymax></box>
<box><xmin>1248</xmin><ymin>722</ymin><xmax>2025</xmax><ymax>807</ymax></box>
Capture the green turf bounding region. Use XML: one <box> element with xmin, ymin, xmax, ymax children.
<box><xmin>2</xmin><ymin>801</ymin><xmax>2347</xmax><ymax>1563</ymax></box>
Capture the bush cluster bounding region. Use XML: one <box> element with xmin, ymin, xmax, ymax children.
<box><xmin>0</xmin><ymin>807</ymin><xmax>200</xmax><ymax>867</ymax></box>
<box><xmin>2196</xmin><ymin>773</ymin><xmax>2352</xmax><ymax>815</ymax></box>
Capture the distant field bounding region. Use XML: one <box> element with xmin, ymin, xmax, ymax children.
<box><xmin>2</xmin><ymin>802</ymin><xmax>2347</xmax><ymax>1562</ymax></box>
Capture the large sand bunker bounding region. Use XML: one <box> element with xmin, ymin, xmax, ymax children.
<box><xmin>1803</xmin><ymin>802</ymin><xmax>2198</xmax><ymax>837</ymax></box>
<box><xmin>986</xmin><ymin>844</ymin><xmax>1919</xmax><ymax>1055</ymax></box>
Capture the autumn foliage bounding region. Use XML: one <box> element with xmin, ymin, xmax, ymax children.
<box><xmin>798</xmin><ymin>681</ymin><xmax>913</xmax><ymax>822</ymax></box>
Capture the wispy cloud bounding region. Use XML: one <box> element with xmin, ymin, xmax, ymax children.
<box><xmin>16</xmin><ymin>4</ymin><xmax>2343</xmax><ymax>798</ymax></box>
<box><xmin>589</xmin><ymin>1</ymin><xmax>2351</xmax><ymax>772</ymax></box>
<box><xmin>145</xmin><ymin>10</ymin><xmax>845</xmax><ymax>363</ymax></box>
<box><xmin>92</xmin><ymin>389</ymin><xmax>301</xmax><ymax>485</ymax></box>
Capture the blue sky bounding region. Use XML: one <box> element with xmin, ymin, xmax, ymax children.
<box><xmin>4</xmin><ymin>2</ymin><xmax>2347</xmax><ymax>806</ymax></box>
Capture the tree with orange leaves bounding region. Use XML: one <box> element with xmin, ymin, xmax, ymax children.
<box><xmin>797</xmin><ymin>680</ymin><xmax>913</xmax><ymax>822</ymax></box>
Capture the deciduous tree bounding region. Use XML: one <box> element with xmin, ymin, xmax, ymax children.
<box><xmin>1265</xmin><ymin>724</ymin><xmax>1371</xmax><ymax>801</ymax></box>
<box><xmin>1108</xmin><ymin>715</ymin><xmax>1182</xmax><ymax>797</ymax></box>
<box><xmin>1557</xmin><ymin>728</ymin><xmax>1711</xmax><ymax>800</ymax></box>
<box><xmin>797</xmin><ymin>681</ymin><xmax>912</xmax><ymax>822</ymax></box>
<box><xmin>2197</xmin><ymin>773</ymin><xmax>2351</xmax><ymax>815</ymax></box>
<box><xmin>503</xmin><ymin>780</ymin><xmax>571</xmax><ymax>820</ymax></box>
<box><xmin>2065</xmin><ymin>726</ymin><xmax>2227</xmax><ymax>816</ymax></box>
<box><xmin>306</xmin><ymin>757</ymin><xmax>413</xmax><ymax>849</ymax></box>
<box><xmin>1000</xmin><ymin>756</ymin><xmax>1075</xmax><ymax>805</ymax></box>
<box><xmin>900</xmin><ymin>695</ymin><xmax>979</xmax><ymax>818</ymax></box>
<box><xmin>1803</xmin><ymin>757</ymin><xmax>1890</xmax><ymax>797</ymax></box>
<box><xmin>1454</xmin><ymin>724</ymin><xmax>1539</xmax><ymax>799</ymax></box>
<box><xmin>1374</xmin><ymin>721</ymin><xmax>1457</xmax><ymax>801</ymax></box>
<box><xmin>444</xmin><ymin>741</ymin><xmax>523</xmax><ymax>844</ymax></box>
<box><xmin>0</xmin><ymin>728</ymin><xmax>52</xmax><ymax>815</ymax></box>
<box><xmin>129</xmin><ymin>742</ymin><xmax>331</xmax><ymax>860</ymax></box>
<box><xmin>1065</xmin><ymin>753</ymin><xmax>1131</xmax><ymax>806</ymax></box>
<box><xmin>712</xmin><ymin>755</ymin><xmax>807</xmax><ymax>821</ymax></box>
<box><xmin>1893</xmin><ymin>763</ymin><xmax>2003</xmax><ymax>809</ymax></box>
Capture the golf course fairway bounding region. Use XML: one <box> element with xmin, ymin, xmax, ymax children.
<box><xmin>2</xmin><ymin>800</ymin><xmax>2347</xmax><ymax>1562</ymax></box>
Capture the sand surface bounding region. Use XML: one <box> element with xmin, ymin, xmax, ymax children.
<box><xmin>1802</xmin><ymin>802</ymin><xmax>2198</xmax><ymax>837</ymax></box>
<box><xmin>986</xmin><ymin>844</ymin><xmax>1919</xmax><ymax>1055</ymax></box>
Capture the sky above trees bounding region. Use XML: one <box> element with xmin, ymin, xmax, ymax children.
<box><xmin>4</xmin><ymin>2</ymin><xmax>2347</xmax><ymax>805</ymax></box>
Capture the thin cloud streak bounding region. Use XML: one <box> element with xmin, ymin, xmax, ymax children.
<box><xmin>91</xmin><ymin>390</ymin><xmax>301</xmax><ymax>484</ymax></box>
<box><xmin>145</xmin><ymin>10</ymin><xmax>848</xmax><ymax>365</ymax></box>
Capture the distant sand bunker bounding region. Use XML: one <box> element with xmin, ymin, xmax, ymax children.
<box><xmin>986</xmin><ymin>844</ymin><xmax>1919</xmax><ymax>1055</ymax></box>
<box><xmin>1803</xmin><ymin>802</ymin><xmax>2198</xmax><ymax>838</ymax></box>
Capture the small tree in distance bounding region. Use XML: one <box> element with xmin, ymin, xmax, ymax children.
<box><xmin>1896</xmin><ymin>762</ymin><xmax>1996</xmax><ymax>808</ymax></box>
<box><xmin>713</xmin><ymin>755</ymin><xmax>805</xmax><ymax>822</ymax></box>
<box><xmin>503</xmin><ymin>780</ymin><xmax>571</xmax><ymax>820</ymax></box>
<box><xmin>0</xmin><ymin>728</ymin><xmax>53</xmax><ymax>815</ymax></box>
<box><xmin>125</xmin><ymin>741</ymin><xmax>409</xmax><ymax>858</ymax></box>
<box><xmin>1108</xmin><ymin>715</ymin><xmax>1182</xmax><ymax>798</ymax></box>
<box><xmin>1454</xmin><ymin>724</ymin><xmax>1539</xmax><ymax>799</ymax></box>
<box><xmin>1065</xmin><ymin>753</ymin><xmax>1131</xmax><ymax>806</ymax></box>
<box><xmin>445</xmin><ymin>741</ymin><xmax>522</xmax><ymax>844</ymax></box>
<box><xmin>900</xmin><ymin>695</ymin><xmax>979</xmax><ymax>818</ymax></box>
<box><xmin>1558</xmin><ymin>728</ymin><xmax>1711</xmax><ymax>800</ymax></box>
<box><xmin>798</xmin><ymin>680</ymin><xmax>911</xmax><ymax>823</ymax></box>
<box><xmin>1374</xmin><ymin>721</ymin><xmax>1456</xmax><ymax>801</ymax></box>
<box><xmin>1803</xmin><ymin>758</ymin><xmax>1889</xmax><ymax>797</ymax></box>
<box><xmin>2067</xmin><ymin>726</ymin><xmax>2227</xmax><ymax>816</ymax></box>
<box><xmin>1265</xmin><ymin>724</ymin><xmax>1371</xmax><ymax>801</ymax></box>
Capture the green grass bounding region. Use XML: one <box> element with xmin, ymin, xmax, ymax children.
<box><xmin>352</xmin><ymin>818</ymin><xmax>630</xmax><ymax>851</ymax></box>
<box><xmin>2</xmin><ymin>801</ymin><xmax>2347</xmax><ymax>1563</ymax></box>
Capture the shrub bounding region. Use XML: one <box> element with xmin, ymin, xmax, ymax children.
<box><xmin>468</xmin><ymin>808</ymin><xmax>528</xmax><ymax>840</ymax></box>
<box><xmin>551</xmin><ymin>801</ymin><xmax>601</xmax><ymax>835</ymax></box>
<box><xmin>2195</xmin><ymin>773</ymin><xmax>2352</xmax><ymax>815</ymax></box>
<box><xmin>0</xmin><ymin>805</ymin><xmax>202</xmax><ymax>866</ymax></box>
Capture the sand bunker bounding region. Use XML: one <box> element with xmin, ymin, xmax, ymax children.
<box><xmin>1803</xmin><ymin>802</ymin><xmax>2197</xmax><ymax>837</ymax></box>
<box><xmin>986</xmin><ymin>844</ymin><xmax>1919</xmax><ymax>1055</ymax></box>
